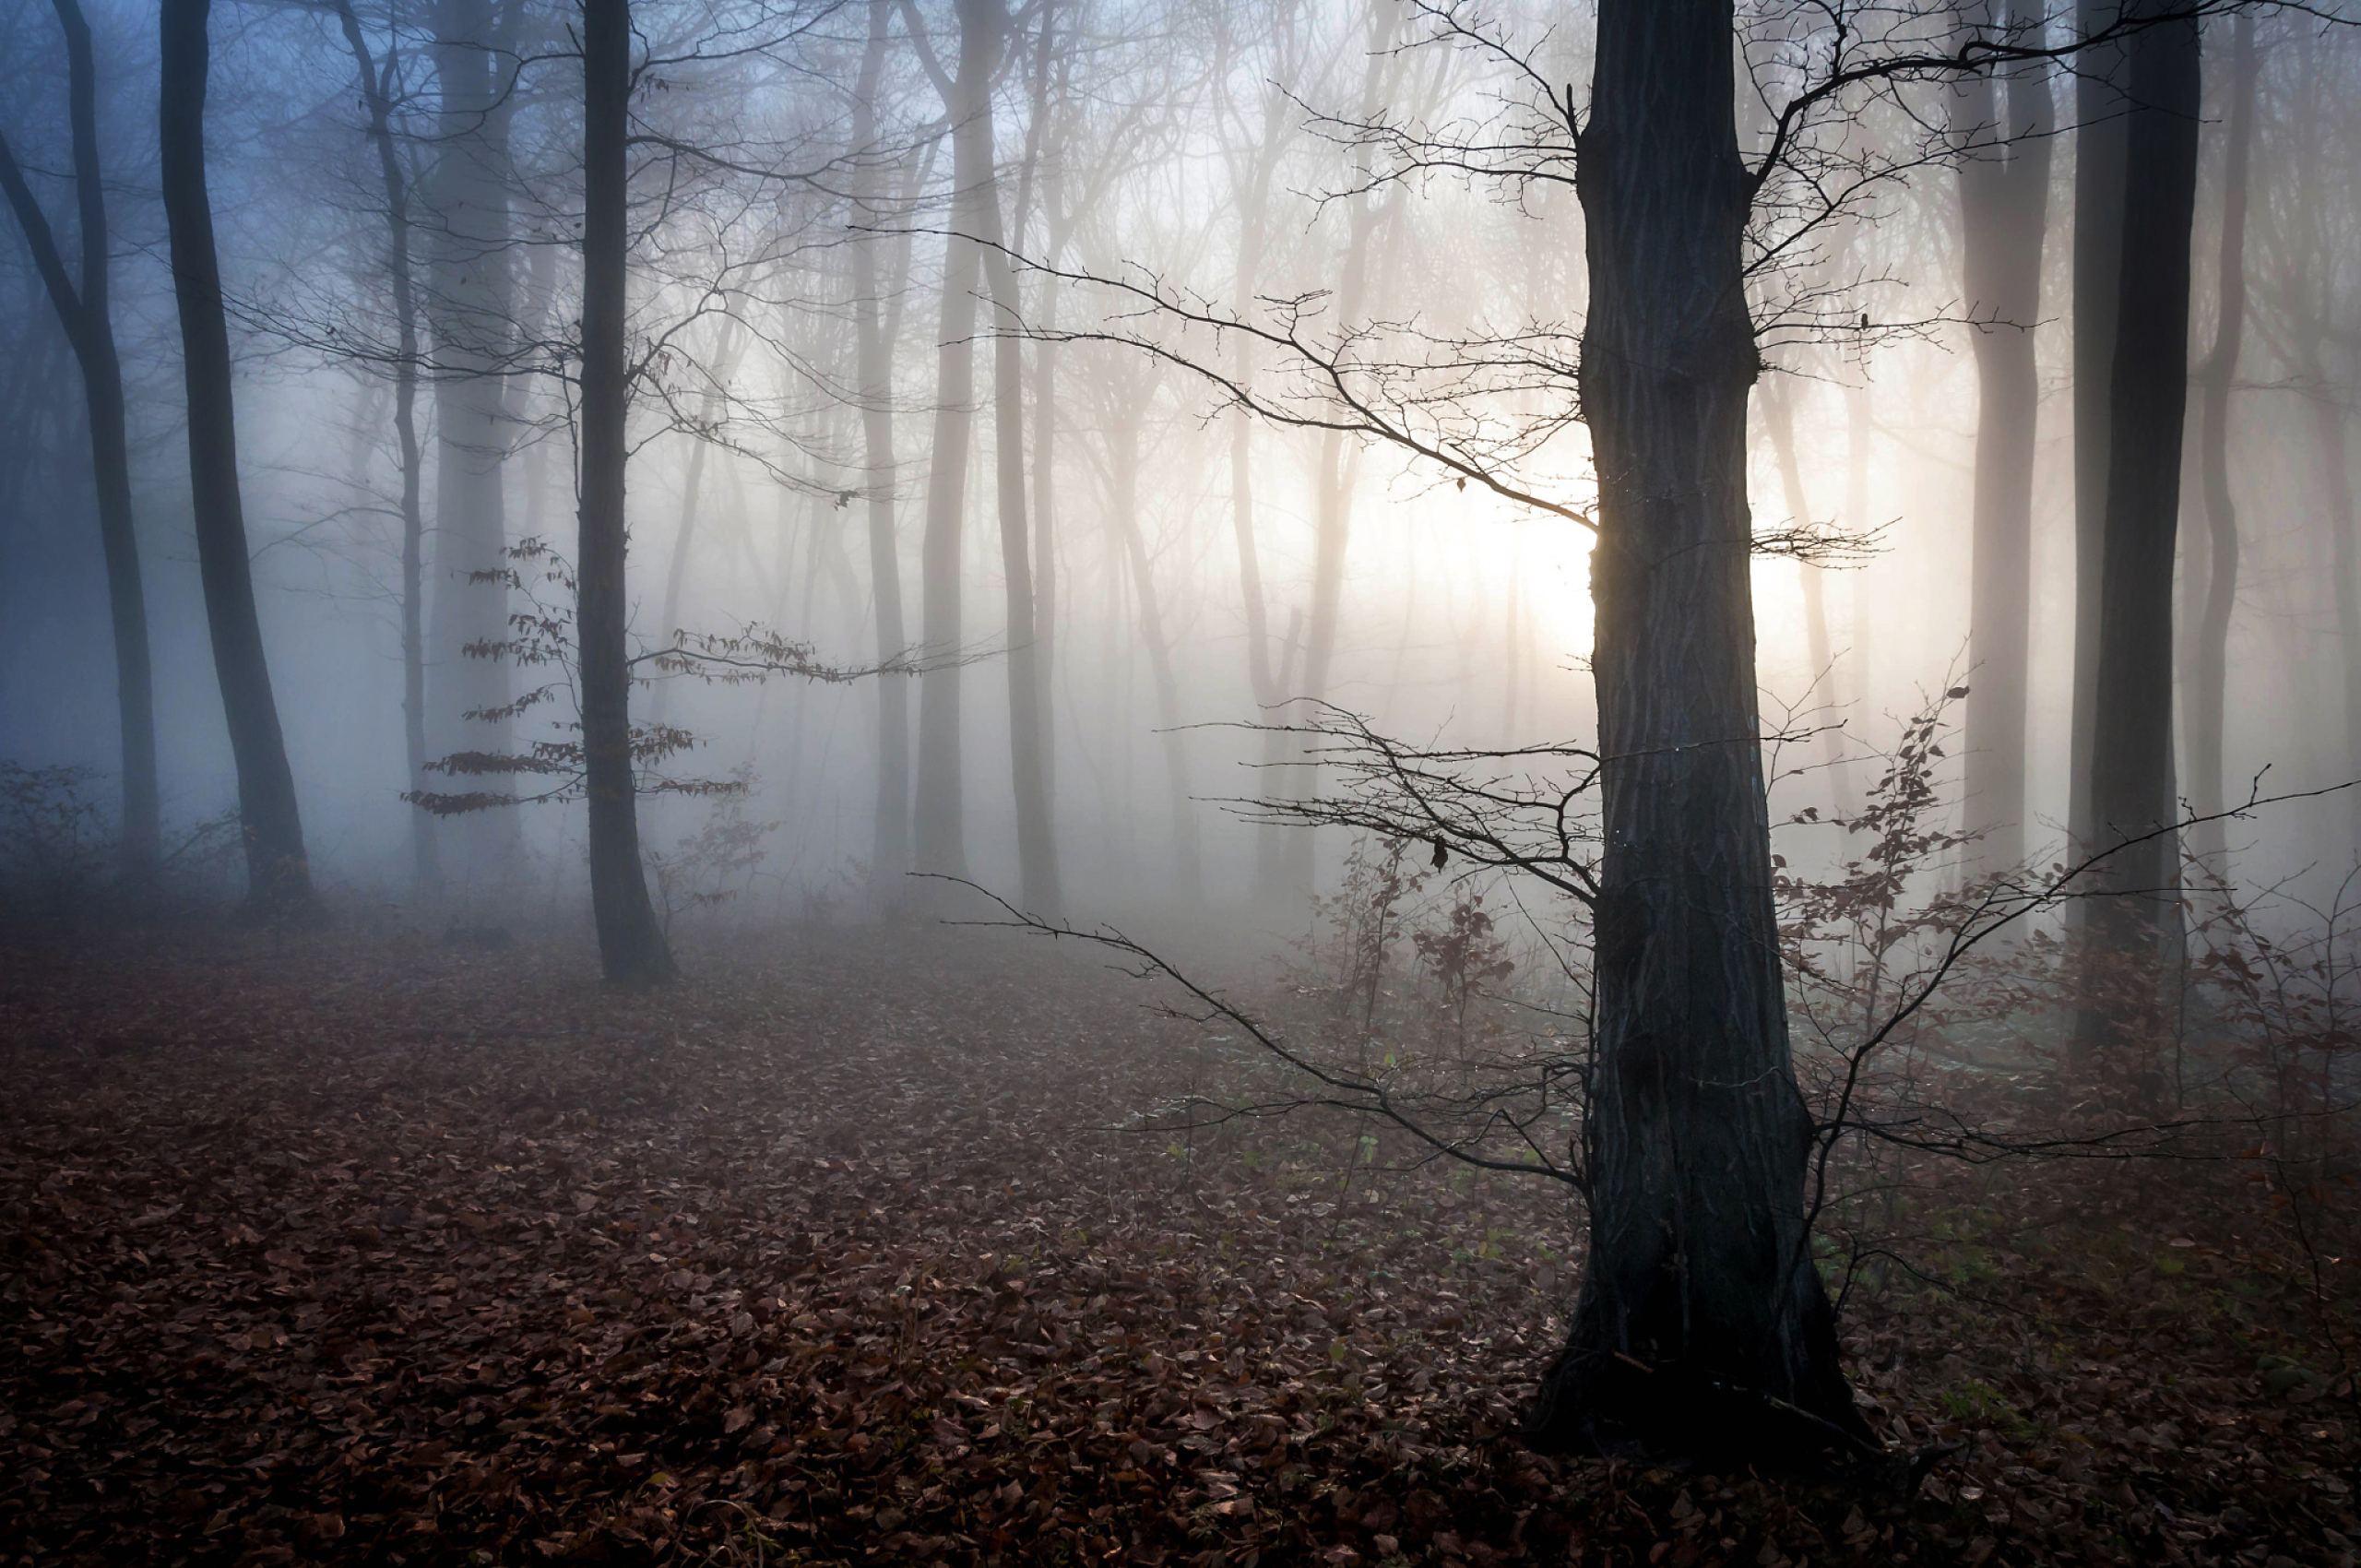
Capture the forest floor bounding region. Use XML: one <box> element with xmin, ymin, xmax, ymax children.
<box><xmin>1</xmin><ymin>913</ymin><xmax>2355</xmax><ymax>1568</ymax></box>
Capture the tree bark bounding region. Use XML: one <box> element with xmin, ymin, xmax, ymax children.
<box><xmin>1953</xmin><ymin>0</ymin><xmax>2054</xmax><ymax>876</ymax></box>
<box><xmin>577</xmin><ymin>0</ymin><xmax>674</xmax><ymax>987</ymax></box>
<box><xmin>2187</xmin><ymin>12</ymin><xmax>2255</xmax><ymax>878</ymax></box>
<box><xmin>331</xmin><ymin>0</ymin><xmax>442</xmax><ymax>892</ymax></box>
<box><xmin>2079</xmin><ymin>0</ymin><xmax>2201</xmax><ymax>1041</ymax></box>
<box><xmin>852</xmin><ymin>0</ymin><xmax>913</xmax><ymax>904</ymax></box>
<box><xmin>1526</xmin><ymin>0</ymin><xmax>1865</xmax><ymax>1459</ymax></box>
<box><xmin>0</xmin><ymin>0</ymin><xmax>159</xmax><ymax>876</ymax></box>
<box><xmin>160</xmin><ymin>0</ymin><xmax>314</xmax><ymax>914</ymax></box>
<box><xmin>2068</xmin><ymin>0</ymin><xmax>2130</xmax><ymax>853</ymax></box>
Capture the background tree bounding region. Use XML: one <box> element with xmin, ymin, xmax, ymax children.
<box><xmin>1951</xmin><ymin>0</ymin><xmax>2053</xmax><ymax>876</ymax></box>
<box><xmin>160</xmin><ymin>0</ymin><xmax>314</xmax><ymax>913</ymax></box>
<box><xmin>577</xmin><ymin>0</ymin><xmax>674</xmax><ymax>985</ymax></box>
<box><xmin>0</xmin><ymin>0</ymin><xmax>160</xmax><ymax>877</ymax></box>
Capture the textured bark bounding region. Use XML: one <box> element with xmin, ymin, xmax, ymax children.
<box><xmin>852</xmin><ymin>0</ymin><xmax>912</xmax><ymax>899</ymax></box>
<box><xmin>160</xmin><ymin>0</ymin><xmax>314</xmax><ymax>913</ymax></box>
<box><xmin>2188</xmin><ymin>13</ymin><xmax>2255</xmax><ymax>877</ymax></box>
<box><xmin>1527</xmin><ymin>0</ymin><xmax>1863</xmax><ymax>1458</ymax></box>
<box><xmin>331</xmin><ymin>0</ymin><xmax>442</xmax><ymax>891</ymax></box>
<box><xmin>577</xmin><ymin>0</ymin><xmax>674</xmax><ymax>988</ymax></box>
<box><xmin>425</xmin><ymin>0</ymin><xmax>518</xmax><ymax>879</ymax></box>
<box><xmin>1953</xmin><ymin>0</ymin><xmax>2054</xmax><ymax>875</ymax></box>
<box><xmin>0</xmin><ymin>0</ymin><xmax>159</xmax><ymax>875</ymax></box>
<box><xmin>2079</xmin><ymin>0</ymin><xmax>2200</xmax><ymax>1029</ymax></box>
<box><xmin>2068</xmin><ymin>0</ymin><xmax>2130</xmax><ymax>852</ymax></box>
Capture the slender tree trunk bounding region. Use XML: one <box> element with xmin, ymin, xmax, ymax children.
<box><xmin>1526</xmin><ymin>0</ymin><xmax>1865</xmax><ymax>1458</ymax></box>
<box><xmin>910</xmin><ymin>0</ymin><xmax>1000</xmax><ymax>885</ymax></box>
<box><xmin>652</xmin><ymin>320</ymin><xmax>745</xmax><ymax>728</ymax></box>
<box><xmin>0</xmin><ymin>0</ymin><xmax>159</xmax><ymax>876</ymax></box>
<box><xmin>1954</xmin><ymin>0</ymin><xmax>2054</xmax><ymax>875</ymax></box>
<box><xmin>577</xmin><ymin>0</ymin><xmax>673</xmax><ymax>987</ymax></box>
<box><xmin>160</xmin><ymin>0</ymin><xmax>314</xmax><ymax>913</ymax></box>
<box><xmin>972</xmin><ymin>0</ymin><xmax>1062</xmax><ymax>917</ymax></box>
<box><xmin>2079</xmin><ymin>0</ymin><xmax>2201</xmax><ymax>1048</ymax></box>
<box><xmin>1760</xmin><ymin>378</ymin><xmax>1853</xmax><ymax>804</ymax></box>
<box><xmin>426</xmin><ymin>0</ymin><xmax>518</xmax><ymax>883</ymax></box>
<box><xmin>2069</xmin><ymin>0</ymin><xmax>2130</xmax><ymax>852</ymax></box>
<box><xmin>332</xmin><ymin>0</ymin><xmax>442</xmax><ymax>891</ymax></box>
<box><xmin>1109</xmin><ymin>410</ymin><xmax>1203</xmax><ymax>903</ymax></box>
<box><xmin>852</xmin><ymin>0</ymin><xmax>912</xmax><ymax>903</ymax></box>
<box><xmin>2188</xmin><ymin>13</ymin><xmax>2255</xmax><ymax>877</ymax></box>
<box><xmin>1282</xmin><ymin>0</ymin><xmax>1403</xmax><ymax>899</ymax></box>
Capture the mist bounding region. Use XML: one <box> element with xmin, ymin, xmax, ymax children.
<box><xmin>6</xmin><ymin>0</ymin><xmax>2361</xmax><ymax>1562</ymax></box>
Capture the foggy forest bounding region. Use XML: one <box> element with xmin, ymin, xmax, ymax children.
<box><xmin>8</xmin><ymin>0</ymin><xmax>2361</xmax><ymax>1562</ymax></box>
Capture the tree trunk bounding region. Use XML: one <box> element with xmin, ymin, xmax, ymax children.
<box><xmin>1109</xmin><ymin>410</ymin><xmax>1204</xmax><ymax>904</ymax></box>
<box><xmin>911</xmin><ymin>0</ymin><xmax>1000</xmax><ymax>885</ymax></box>
<box><xmin>426</xmin><ymin>0</ymin><xmax>518</xmax><ymax>885</ymax></box>
<box><xmin>971</xmin><ymin>0</ymin><xmax>1062</xmax><ymax>919</ymax></box>
<box><xmin>0</xmin><ymin>0</ymin><xmax>160</xmax><ymax>876</ymax></box>
<box><xmin>331</xmin><ymin>0</ymin><xmax>442</xmax><ymax>892</ymax></box>
<box><xmin>2187</xmin><ymin>12</ymin><xmax>2255</xmax><ymax>877</ymax></box>
<box><xmin>159</xmin><ymin>0</ymin><xmax>314</xmax><ymax>914</ymax></box>
<box><xmin>2313</xmin><ymin>368</ymin><xmax>2361</xmax><ymax>850</ymax></box>
<box><xmin>577</xmin><ymin>0</ymin><xmax>674</xmax><ymax>988</ymax></box>
<box><xmin>1759</xmin><ymin>378</ymin><xmax>1852</xmax><ymax>805</ymax></box>
<box><xmin>852</xmin><ymin>0</ymin><xmax>912</xmax><ymax>904</ymax></box>
<box><xmin>2079</xmin><ymin>0</ymin><xmax>2201</xmax><ymax>1042</ymax></box>
<box><xmin>1282</xmin><ymin>0</ymin><xmax>1403</xmax><ymax>899</ymax></box>
<box><xmin>1953</xmin><ymin>0</ymin><xmax>2053</xmax><ymax>876</ymax></box>
<box><xmin>1526</xmin><ymin>0</ymin><xmax>1865</xmax><ymax>1459</ymax></box>
<box><xmin>2068</xmin><ymin>0</ymin><xmax>2130</xmax><ymax>853</ymax></box>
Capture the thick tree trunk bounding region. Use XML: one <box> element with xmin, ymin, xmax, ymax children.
<box><xmin>0</xmin><ymin>0</ymin><xmax>159</xmax><ymax>876</ymax></box>
<box><xmin>159</xmin><ymin>0</ymin><xmax>314</xmax><ymax>914</ymax></box>
<box><xmin>331</xmin><ymin>0</ymin><xmax>442</xmax><ymax>892</ymax></box>
<box><xmin>577</xmin><ymin>0</ymin><xmax>673</xmax><ymax>988</ymax></box>
<box><xmin>1953</xmin><ymin>0</ymin><xmax>2053</xmax><ymax>876</ymax></box>
<box><xmin>426</xmin><ymin>0</ymin><xmax>518</xmax><ymax>883</ymax></box>
<box><xmin>1527</xmin><ymin>0</ymin><xmax>1865</xmax><ymax>1459</ymax></box>
<box><xmin>2068</xmin><ymin>0</ymin><xmax>2130</xmax><ymax>852</ymax></box>
<box><xmin>2078</xmin><ymin>0</ymin><xmax>2201</xmax><ymax>1044</ymax></box>
<box><xmin>852</xmin><ymin>0</ymin><xmax>912</xmax><ymax>903</ymax></box>
<box><xmin>2187</xmin><ymin>14</ymin><xmax>2254</xmax><ymax>878</ymax></box>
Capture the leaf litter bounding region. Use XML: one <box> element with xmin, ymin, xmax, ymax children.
<box><xmin>1</xmin><ymin>920</ymin><xmax>2354</xmax><ymax>1565</ymax></box>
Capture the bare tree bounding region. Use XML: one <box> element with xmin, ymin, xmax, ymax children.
<box><xmin>160</xmin><ymin>0</ymin><xmax>314</xmax><ymax>914</ymax></box>
<box><xmin>0</xmin><ymin>0</ymin><xmax>159</xmax><ymax>877</ymax></box>
<box><xmin>2078</xmin><ymin>0</ymin><xmax>2202</xmax><ymax>1052</ymax></box>
<box><xmin>328</xmin><ymin>0</ymin><xmax>443</xmax><ymax>891</ymax></box>
<box><xmin>1951</xmin><ymin>0</ymin><xmax>2053</xmax><ymax>875</ymax></box>
<box><xmin>2187</xmin><ymin>11</ymin><xmax>2257</xmax><ymax>876</ymax></box>
<box><xmin>578</xmin><ymin>0</ymin><xmax>674</xmax><ymax>986</ymax></box>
